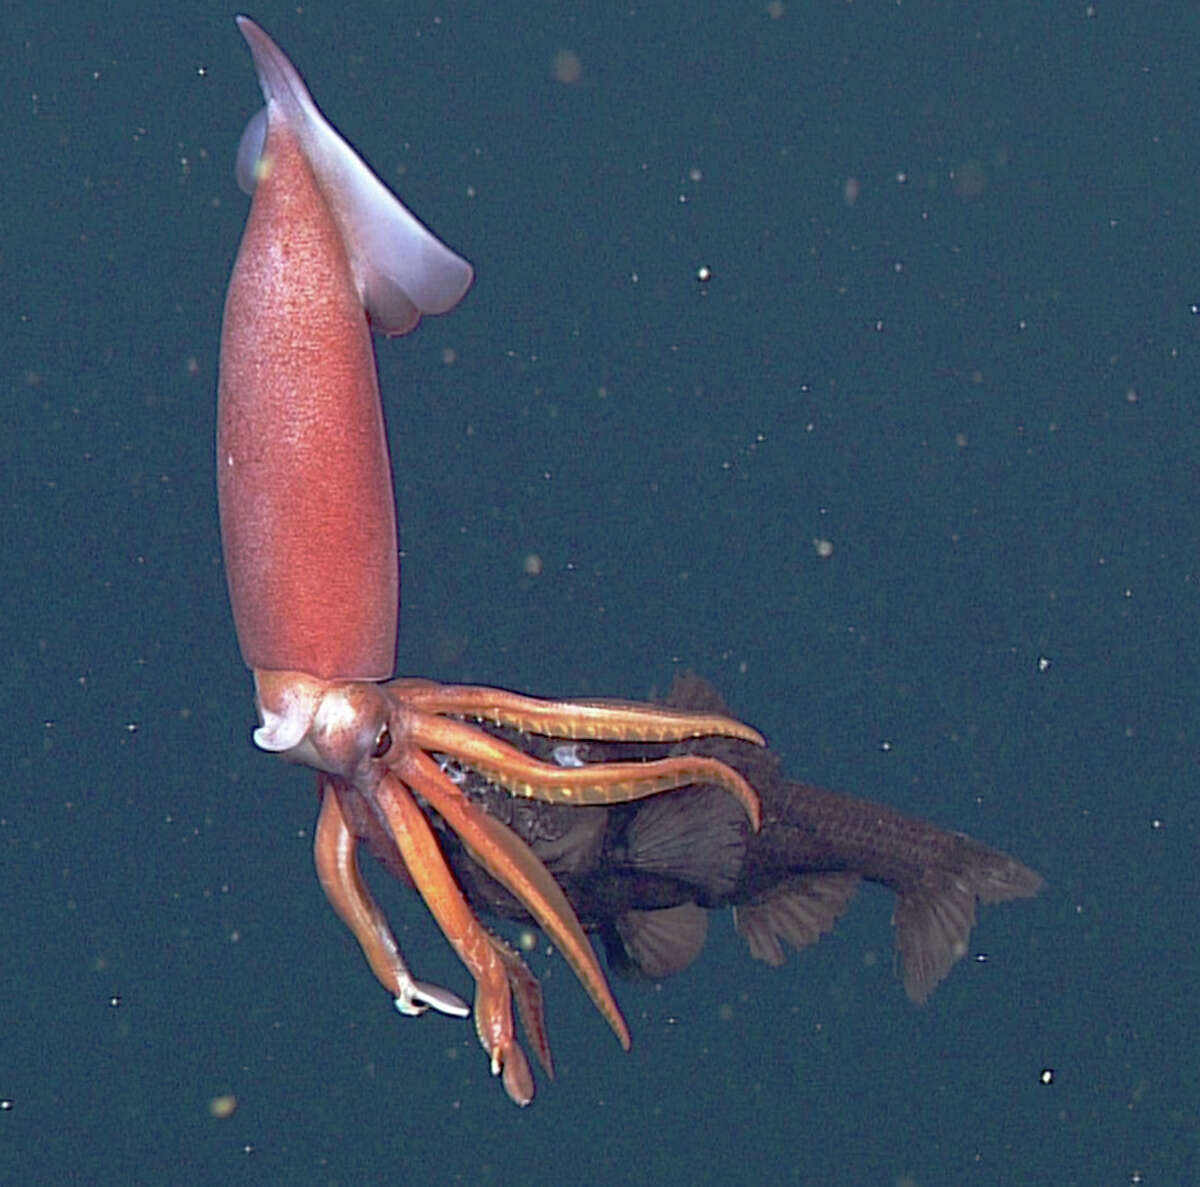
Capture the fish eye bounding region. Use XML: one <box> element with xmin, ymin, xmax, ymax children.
<box><xmin>551</xmin><ymin>742</ymin><xmax>587</xmax><ymax>768</ymax></box>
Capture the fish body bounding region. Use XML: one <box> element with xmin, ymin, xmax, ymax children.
<box><xmin>434</xmin><ymin>675</ymin><xmax>1042</xmax><ymax>1004</ymax></box>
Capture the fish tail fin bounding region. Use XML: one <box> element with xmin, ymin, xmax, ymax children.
<box><xmin>893</xmin><ymin>842</ymin><xmax>1043</xmax><ymax>1004</ymax></box>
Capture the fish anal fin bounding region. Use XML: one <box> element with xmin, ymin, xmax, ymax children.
<box><xmin>734</xmin><ymin>872</ymin><xmax>861</xmax><ymax>967</ymax></box>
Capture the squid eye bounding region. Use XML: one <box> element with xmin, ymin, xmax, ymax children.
<box><xmin>372</xmin><ymin>727</ymin><xmax>392</xmax><ymax>759</ymax></box>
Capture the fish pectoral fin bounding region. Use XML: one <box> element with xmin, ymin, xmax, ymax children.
<box><xmin>623</xmin><ymin>786</ymin><xmax>747</xmax><ymax>897</ymax></box>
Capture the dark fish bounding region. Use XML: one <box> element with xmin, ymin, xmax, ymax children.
<box><xmin>433</xmin><ymin>673</ymin><xmax>1043</xmax><ymax>1005</ymax></box>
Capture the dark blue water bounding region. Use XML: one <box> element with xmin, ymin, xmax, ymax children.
<box><xmin>3</xmin><ymin>3</ymin><xmax>1195</xmax><ymax>1183</ymax></box>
